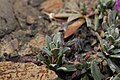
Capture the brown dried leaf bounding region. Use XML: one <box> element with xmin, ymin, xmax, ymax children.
<box><xmin>67</xmin><ymin>14</ymin><xmax>83</xmax><ymax>22</ymax></box>
<box><xmin>64</xmin><ymin>18</ymin><xmax>85</xmax><ymax>38</ymax></box>
<box><xmin>91</xmin><ymin>39</ymin><xmax>97</xmax><ymax>46</ymax></box>
<box><xmin>100</xmin><ymin>30</ymin><xmax>105</xmax><ymax>38</ymax></box>
<box><xmin>40</xmin><ymin>0</ymin><xmax>63</xmax><ymax>12</ymax></box>
<box><xmin>54</xmin><ymin>13</ymin><xmax>74</xmax><ymax>19</ymax></box>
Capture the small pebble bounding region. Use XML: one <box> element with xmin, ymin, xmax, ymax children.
<box><xmin>26</xmin><ymin>16</ymin><xmax>36</xmax><ymax>24</ymax></box>
<box><xmin>28</xmin><ymin>0</ymin><xmax>44</xmax><ymax>7</ymax></box>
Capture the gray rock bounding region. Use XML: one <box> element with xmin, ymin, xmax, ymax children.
<box><xmin>28</xmin><ymin>0</ymin><xmax>45</xmax><ymax>7</ymax></box>
<box><xmin>0</xmin><ymin>0</ymin><xmax>18</xmax><ymax>38</ymax></box>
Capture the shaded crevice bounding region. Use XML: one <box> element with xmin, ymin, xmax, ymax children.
<box><xmin>0</xmin><ymin>53</ymin><xmax>41</xmax><ymax>66</ymax></box>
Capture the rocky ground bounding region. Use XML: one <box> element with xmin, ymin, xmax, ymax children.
<box><xmin>0</xmin><ymin>62</ymin><xmax>57</xmax><ymax>80</ymax></box>
<box><xmin>0</xmin><ymin>0</ymin><xmax>96</xmax><ymax>80</ymax></box>
<box><xmin>0</xmin><ymin>0</ymin><xmax>63</xmax><ymax>79</ymax></box>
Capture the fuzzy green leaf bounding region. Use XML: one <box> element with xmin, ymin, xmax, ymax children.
<box><xmin>81</xmin><ymin>74</ymin><xmax>89</xmax><ymax>80</ymax></box>
<box><xmin>59</xmin><ymin>47</ymin><xmax>70</xmax><ymax>57</ymax></box>
<box><xmin>106</xmin><ymin>59</ymin><xmax>120</xmax><ymax>73</ymax></box>
<box><xmin>50</xmin><ymin>42</ymin><xmax>56</xmax><ymax>49</ymax></box>
<box><xmin>111</xmin><ymin>49</ymin><xmax>120</xmax><ymax>54</ymax></box>
<box><xmin>94</xmin><ymin>14</ymin><xmax>99</xmax><ymax>31</ymax></box>
<box><xmin>107</xmin><ymin>59</ymin><xmax>116</xmax><ymax>73</ymax></box>
<box><xmin>103</xmin><ymin>44</ymin><xmax>109</xmax><ymax>52</ymax></box>
<box><xmin>115</xmin><ymin>38</ymin><xmax>120</xmax><ymax>45</ymax></box>
<box><xmin>114</xmin><ymin>28</ymin><xmax>119</xmax><ymax>38</ymax></box>
<box><xmin>108</xmin><ymin>45</ymin><xmax>114</xmax><ymax>51</ymax></box>
<box><xmin>56</xmin><ymin>47</ymin><xmax>70</xmax><ymax>66</ymax></box>
<box><xmin>38</xmin><ymin>54</ymin><xmax>50</xmax><ymax>66</ymax></box>
<box><xmin>53</xmin><ymin>32</ymin><xmax>61</xmax><ymax>46</ymax></box>
<box><xmin>38</xmin><ymin>54</ymin><xmax>46</xmax><ymax>62</ymax></box>
<box><xmin>57</xmin><ymin>64</ymin><xmax>77</xmax><ymax>72</ymax></box>
<box><xmin>40</xmin><ymin>46</ymin><xmax>52</xmax><ymax>56</ymax></box>
<box><xmin>51</xmin><ymin>48</ymin><xmax>60</xmax><ymax>58</ymax></box>
<box><xmin>56</xmin><ymin>55</ymin><xmax>62</xmax><ymax>67</ymax></box>
<box><xmin>107</xmin><ymin>35</ymin><xmax>115</xmax><ymax>44</ymax></box>
<box><xmin>91</xmin><ymin>61</ymin><xmax>103</xmax><ymax>80</ymax></box>
<box><xmin>112</xmin><ymin>73</ymin><xmax>120</xmax><ymax>80</ymax></box>
<box><xmin>97</xmin><ymin>52</ymin><xmax>105</xmax><ymax>57</ymax></box>
<box><xmin>109</xmin><ymin>54</ymin><xmax>120</xmax><ymax>58</ymax></box>
<box><xmin>45</xmin><ymin>35</ymin><xmax>52</xmax><ymax>50</ymax></box>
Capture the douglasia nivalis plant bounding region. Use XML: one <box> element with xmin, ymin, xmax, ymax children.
<box><xmin>115</xmin><ymin>0</ymin><xmax>120</xmax><ymax>11</ymax></box>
